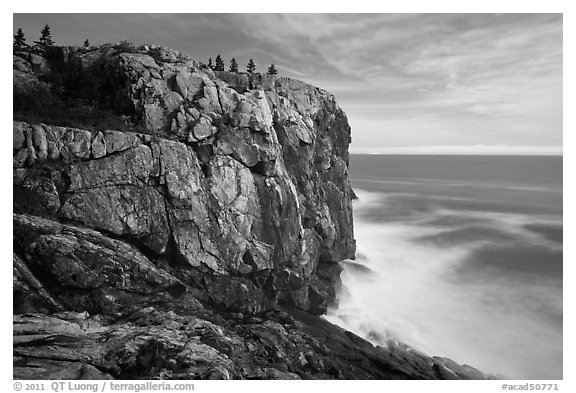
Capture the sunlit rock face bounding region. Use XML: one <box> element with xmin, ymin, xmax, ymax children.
<box><xmin>13</xmin><ymin>45</ymin><xmax>355</xmax><ymax>315</ymax></box>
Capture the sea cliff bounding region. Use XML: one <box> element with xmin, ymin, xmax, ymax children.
<box><xmin>13</xmin><ymin>44</ymin><xmax>487</xmax><ymax>380</ymax></box>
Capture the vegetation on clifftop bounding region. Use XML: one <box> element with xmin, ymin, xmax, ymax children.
<box><xmin>13</xmin><ymin>23</ymin><xmax>282</xmax><ymax>132</ymax></box>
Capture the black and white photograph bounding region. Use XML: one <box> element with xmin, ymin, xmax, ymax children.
<box><xmin>8</xmin><ymin>5</ymin><xmax>570</xmax><ymax>390</ymax></box>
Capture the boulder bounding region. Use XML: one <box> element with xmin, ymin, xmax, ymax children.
<box><xmin>13</xmin><ymin>148</ymin><xmax>28</xmax><ymax>168</ymax></box>
<box><xmin>13</xmin><ymin>122</ymin><xmax>26</xmax><ymax>150</ymax></box>
<box><xmin>13</xmin><ymin>173</ymin><xmax>61</xmax><ymax>217</ymax></box>
<box><xmin>31</xmin><ymin>124</ymin><xmax>48</xmax><ymax>160</ymax></box>
<box><xmin>13</xmin><ymin>55</ymin><xmax>32</xmax><ymax>73</ymax></box>
<box><xmin>164</xmin><ymin>91</ymin><xmax>184</xmax><ymax>112</ymax></box>
<box><xmin>103</xmin><ymin>130</ymin><xmax>140</xmax><ymax>154</ymax></box>
<box><xmin>59</xmin><ymin>129</ymin><xmax>92</xmax><ymax>160</ymax></box>
<box><xmin>29</xmin><ymin>53</ymin><xmax>49</xmax><ymax>74</ymax></box>
<box><xmin>190</xmin><ymin>117</ymin><xmax>216</xmax><ymax>141</ymax></box>
<box><xmin>174</xmin><ymin>73</ymin><xmax>204</xmax><ymax>101</ymax></box>
<box><xmin>91</xmin><ymin>132</ymin><xmax>106</xmax><ymax>158</ymax></box>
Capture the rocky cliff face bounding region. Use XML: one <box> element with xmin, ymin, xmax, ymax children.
<box><xmin>13</xmin><ymin>45</ymin><xmax>487</xmax><ymax>380</ymax></box>
<box><xmin>14</xmin><ymin>45</ymin><xmax>355</xmax><ymax>316</ymax></box>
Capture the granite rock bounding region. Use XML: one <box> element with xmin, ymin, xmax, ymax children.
<box><xmin>12</xmin><ymin>45</ymin><xmax>490</xmax><ymax>380</ymax></box>
<box><xmin>11</xmin><ymin>46</ymin><xmax>355</xmax><ymax>313</ymax></box>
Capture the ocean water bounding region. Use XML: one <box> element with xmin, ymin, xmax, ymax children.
<box><xmin>324</xmin><ymin>155</ymin><xmax>563</xmax><ymax>379</ymax></box>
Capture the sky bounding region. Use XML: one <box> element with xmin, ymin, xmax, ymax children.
<box><xmin>13</xmin><ymin>13</ymin><xmax>563</xmax><ymax>154</ymax></box>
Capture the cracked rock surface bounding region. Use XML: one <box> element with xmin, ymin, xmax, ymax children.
<box><xmin>13</xmin><ymin>45</ymin><xmax>356</xmax><ymax>314</ymax></box>
<box><xmin>13</xmin><ymin>45</ymin><xmax>489</xmax><ymax>380</ymax></box>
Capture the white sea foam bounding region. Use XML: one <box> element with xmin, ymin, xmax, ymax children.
<box><xmin>420</xmin><ymin>208</ymin><xmax>563</xmax><ymax>252</ymax></box>
<box><xmin>357</xmin><ymin>176</ymin><xmax>563</xmax><ymax>194</ymax></box>
<box><xmin>324</xmin><ymin>189</ymin><xmax>563</xmax><ymax>379</ymax></box>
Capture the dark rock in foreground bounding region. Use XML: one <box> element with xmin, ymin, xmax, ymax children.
<box><xmin>14</xmin><ymin>295</ymin><xmax>488</xmax><ymax>380</ymax></box>
<box><xmin>13</xmin><ymin>213</ymin><xmax>489</xmax><ymax>379</ymax></box>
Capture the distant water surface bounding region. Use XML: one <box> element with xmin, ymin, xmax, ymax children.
<box><xmin>325</xmin><ymin>155</ymin><xmax>562</xmax><ymax>379</ymax></box>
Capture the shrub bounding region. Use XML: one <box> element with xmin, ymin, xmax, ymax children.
<box><xmin>14</xmin><ymin>28</ymin><xmax>28</xmax><ymax>52</ymax></box>
<box><xmin>267</xmin><ymin>64</ymin><xmax>278</xmax><ymax>75</ymax></box>
<box><xmin>229</xmin><ymin>58</ymin><xmax>239</xmax><ymax>73</ymax></box>
<box><xmin>33</xmin><ymin>24</ymin><xmax>55</xmax><ymax>54</ymax></box>
<box><xmin>214</xmin><ymin>54</ymin><xmax>225</xmax><ymax>71</ymax></box>
<box><xmin>113</xmin><ymin>40</ymin><xmax>139</xmax><ymax>53</ymax></box>
<box><xmin>247</xmin><ymin>59</ymin><xmax>256</xmax><ymax>73</ymax></box>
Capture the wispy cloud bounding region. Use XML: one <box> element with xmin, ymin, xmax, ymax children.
<box><xmin>13</xmin><ymin>13</ymin><xmax>562</xmax><ymax>153</ymax></box>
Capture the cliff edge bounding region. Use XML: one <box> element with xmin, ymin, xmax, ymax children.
<box><xmin>13</xmin><ymin>44</ymin><xmax>488</xmax><ymax>380</ymax></box>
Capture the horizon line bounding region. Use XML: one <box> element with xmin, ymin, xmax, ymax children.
<box><xmin>350</xmin><ymin>145</ymin><xmax>563</xmax><ymax>156</ymax></box>
<box><xmin>350</xmin><ymin>152</ymin><xmax>563</xmax><ymax>156</ymax></box>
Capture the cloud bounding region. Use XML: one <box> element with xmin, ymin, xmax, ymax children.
<box><xmin>13</xmin><ymin>13</ymin><xmax>562</xmax><ymax>152</ymax></box>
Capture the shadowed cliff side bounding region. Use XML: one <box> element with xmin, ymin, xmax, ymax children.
<box><xmin>13</xmin><ymin>44</ymin><xmax>489</xmax><ymax>380</ymax></box>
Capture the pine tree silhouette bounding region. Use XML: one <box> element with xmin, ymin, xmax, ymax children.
<box><xmin>267</xmin><ymin>64</ymin><xmax>278</xmax><ymax>75</ymax></box>
<box><xmin>214</xmin><ymin>54</ymin><xmax>225</xmax><ymax>71</ymax></box>
<box><xmin>229</xmin><ymin>58</ymin><xmax>239</xmax><ymax>73</ymax></box>
<box><xmin>34</xmin><ymin>24</ymin><xmax>55</xmax><ymax>53</ymax></box>
<box><xmin>247</xmin><ymin>58</ymin><xmax>256</xmax><ymax>73</ymax></box>
<box><xmin>13</xmin><ymin>28</ymin><xmax>27</xmax><ymax>51</ymax></box>
<box><xmin>208</xmin><ymin>57</ymin><xmax>214</xmax><ymax>69</ymax></box>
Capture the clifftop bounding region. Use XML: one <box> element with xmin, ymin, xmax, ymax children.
<box><xmin>13</xmin><ymin>44</ymin><xmax>487</xmax><ymax>380</ymax></box>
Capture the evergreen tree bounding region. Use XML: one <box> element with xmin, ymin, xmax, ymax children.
<box><xmin>84</xmin><ymin>39</ymin><xmax>90</xmax><ymax>48</ymax></box>
<box><xmin>267</xmin><ymin>64</ymin><xmax>278</xmax><ymax>75</ymax></box>
<box><xmin>229</xmin><ymin>57</ymin><xmax>239</xmax><ymax>73</ymax></box>
<box><xmin>247</xmin><ymin>58</ymin><xmax>256</xmax><ymax>73</ymax></box>
<box><xmin>208</xmin><ymin>57</ymin><xmax>214</xmax><ymax>69</ymax></box>
<box><xmin>34</xmin><ymin>24</ymin><xmax>55</xmax><ymax>53</ymax></box>
<box><xmin>13</xmin><ymin>28</ymin><xmax>27</xmax><ymax>51</ymax></box>
<box><xmin>214</xmin><ymin>54</ymin><xmax>225</xmax><ymax>71</ymax></box>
